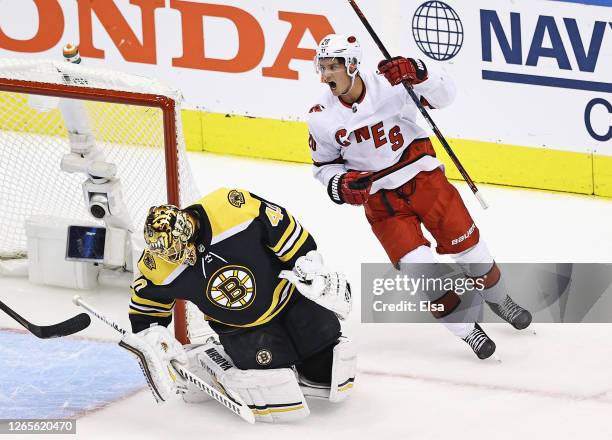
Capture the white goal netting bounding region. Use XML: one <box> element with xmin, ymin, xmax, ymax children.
<box><xmin>0</xmin><ymin>58</ymin><xmax>207</xmax><ymax>342</ymax></box>
<box><xmin>0</xmin><ymin>59</ymin><xmax>199</xmax><ymax>259</ymax></box>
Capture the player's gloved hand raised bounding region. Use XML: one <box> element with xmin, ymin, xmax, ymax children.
<box><xmin>279</xmin><ymin>250</ymin><xmax>352</xmax><ymax>320</ymax></box>
<box><xmin>328</xmin><ymin>171</ymin><xmax>373</xmax><ymax>205</ymax></box>
<box><xmin>378</xmin><ymin>57</ymin><xmax>428</xmax><ymax>86</ymax></box>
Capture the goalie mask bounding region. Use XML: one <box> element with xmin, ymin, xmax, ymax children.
<box><xmin>144</xmin><ymin>205</ymin><xmax>197</xmax><ymax>266</ymax></box>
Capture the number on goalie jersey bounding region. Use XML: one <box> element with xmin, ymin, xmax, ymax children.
<box><xmin>129</xmin><ymin>188</ymin><xmax>317</xmax><ymax>332</ymax></box>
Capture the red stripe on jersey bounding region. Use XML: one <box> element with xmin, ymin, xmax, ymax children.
<box><xmin>313</xmin><ymin>157</ymin><xmax>345</xmax><ymax>167</ymax></box>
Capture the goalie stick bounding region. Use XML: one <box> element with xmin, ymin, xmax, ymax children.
<box><xmin>72</xmin><ymin>295</ymin><xmax>255</xmax><ymax>424</ymax></box>
<box><xmin>0</xmin><ymin>299</ymin><xmax>91</xmax><ymax>339</ymax></box>
<box><xmin>347</xmin><ymin>0</ymin><xmax>489</xmax><ymax>210</ymax></box>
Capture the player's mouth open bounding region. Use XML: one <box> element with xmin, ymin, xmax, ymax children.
<box><xmin>328</xmin><ymin>81</ymin><xmax>337</xmax><ymax>91</ymax></box>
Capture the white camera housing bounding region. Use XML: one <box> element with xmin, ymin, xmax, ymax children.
<box><xmin>82</xmin><ymin>178</ymin><xmax>133</xmax><ymax>231</ymax></box>
<box><xmin>89</xmin><ymin>193</ymin><xmax>109</xmax><ymax>219</ymax></box>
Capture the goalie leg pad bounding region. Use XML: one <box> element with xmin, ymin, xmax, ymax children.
<box><xmin>329</xmin><ymin>336</ymin><xmax>356</xmax><ymax>402</ymax></box>
<box><xmin>183</xmin><ymin>341</ymin><xmax>309</xmax><ymax>423</ymax></box>
<box><xmin>223</xmin><ymin>367</ymin><xmax>309</xmax><ymax>423</ymax></box>
<box><xmin>181</xmin><ymin>343</ymin><xmax>216</xmax><ymax>404</ymax></box>
<box><xmin>297</xmin><ymin>337</ymin><xmax>357</xmax><ymax>403</ymax></box>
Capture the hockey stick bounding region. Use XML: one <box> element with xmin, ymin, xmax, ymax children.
<box><xmin>347</xmin><ymin>0</ymin><xmax>489</xmax><ymax>210</ymax></box>
<box><xmin>0</xmin><ymin>299</ymin><xmax>91</xmax><ymax>339</ymax></box>
<box><xmin>72</xmin><ymin>295</ymin><xmax>255</xmax><ymax>424</ymax></box>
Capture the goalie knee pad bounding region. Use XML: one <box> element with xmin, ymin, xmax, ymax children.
<box><xmin>182</xmin><ymin>340</ymin><xmax>309</xmax><ymax>423</ymax></box>
<box><xmin>298</xmin><ymin>337</ymin><xmax>356</xmax><ymax>403</ymax></box>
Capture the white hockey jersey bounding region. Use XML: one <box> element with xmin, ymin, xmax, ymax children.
<box><xmin>307</xmin><ymin>69</ymin><xmax>456</xmax><ymax>194</ymax></box>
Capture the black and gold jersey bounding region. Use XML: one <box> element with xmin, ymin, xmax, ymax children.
<box><xmin>129</xmin><ymin>188</ymin><xmax>316</xmax><ymax>333</ymax></box>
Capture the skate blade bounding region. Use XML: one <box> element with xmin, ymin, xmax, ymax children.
<box><xmin>490</xmin><ymin>353</ymin><xmax>502</xmax><ymax>363</ymax></box>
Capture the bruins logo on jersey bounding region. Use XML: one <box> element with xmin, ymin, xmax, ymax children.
<box><xmin>143</xmin><ymin>252</ymin><xmax>156</xmax><ymax>271</ymax></box>
<box><xmin>256</xmin><ymin>349</ymin><xmax>272</xmax><ymax>366</ymax></box>
<box><xmin>227</xmin><ymin>190</ymin><xmax>245</xmax><ymax>208</ymax></box>
<box><xmin>207</xmin><ymin>265</ymin><xmax>256</xmax><ymax>310</ymax></box>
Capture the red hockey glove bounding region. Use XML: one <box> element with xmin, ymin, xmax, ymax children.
<box><xmin>378</xmin><ymin>57</ymin><xmax>428</xmax><ymax>86</ymax></box>
<box><xmin>327</xmin><ymin>171</ymin><xmax>373</xmax><ymax>205</ymax></box>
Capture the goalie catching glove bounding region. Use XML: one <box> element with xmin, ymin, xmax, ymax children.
<box><xmin>279</xmin><ymin>251</ymin><xmax>352</xmax><ymax>320</ymax></box>
<box><xmin>119</xmin><ymin>324</ymin><xmax>188</xmax><ymax>403</ymax></box>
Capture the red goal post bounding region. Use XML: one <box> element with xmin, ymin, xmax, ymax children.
<box><xmin>0</xmin><ymin>59</ymin><xmax>199</xmax><ymax>344</ymax></box>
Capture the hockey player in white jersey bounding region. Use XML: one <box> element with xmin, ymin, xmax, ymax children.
<box><xmin>307</xmin><ymin>34</ymin><xmax>532</xmax><ymax>359</ymax></box>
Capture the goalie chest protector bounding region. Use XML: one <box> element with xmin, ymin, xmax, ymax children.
<box><xmin>130</xmin><ymin>188</ymin><xmax>316</xmax><ymax>329</ymax></box>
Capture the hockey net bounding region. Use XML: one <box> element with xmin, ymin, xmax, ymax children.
<box><xmin>0</xmin><ymin>58</ymin><xmax>205</xmax><ymax>343</ymax></box>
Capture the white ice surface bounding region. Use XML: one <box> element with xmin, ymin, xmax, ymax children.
<box><xmin>1</xmin><ymin>152</ymin><xmax>612</xmax><ymax>439</ymax></box>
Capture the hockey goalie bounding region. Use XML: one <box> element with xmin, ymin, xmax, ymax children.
<box><xmin>121</xmin><ymin>188</ymin><xmax>356</xmax><ymax>423</ymax></box>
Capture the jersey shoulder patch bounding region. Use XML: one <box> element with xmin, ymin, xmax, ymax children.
<box><xmin>308</xmin><ymin>104</ymin><xmax>325</xmax><ymax>113</ymax></box>
<box><xmin>196</xmin><ymin>188</ymin><xmax>262</xmax><ymax>243</ymax></box>
<box><xmin>306</xmin><ymin>106</ymin><xmax>332</xmax><ymax>140</ymax></box>
<box><xmin>137</xmin><ymin>250</ymin><xmax>182</xmax><ymax>286</ymax></box>
<box><xmin>306</xmin><ymin>92</ymin><xmax>334</xmax><ymax>125</ymax></box>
